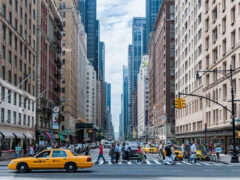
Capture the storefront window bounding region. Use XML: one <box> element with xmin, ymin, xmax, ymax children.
<box><xmin>1</xmin><ymin>139</ymin><xmax>10</xmax><ymax>150</ymax></box>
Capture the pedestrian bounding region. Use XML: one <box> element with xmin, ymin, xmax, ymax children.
<box><xmin>171</xmin><ymin>145</ymin><xmax>176</xmax><ymax>162</ymax></box>
<box><xmin>215</xmin><ymin>144</ymin><xmax>221</xmax><ymax>160</ymax></box>
<box><xmin>140</xmin><ymin>145</ymin><xmax>146</xmax><ymax>163</ymax></box>
<box><xmin>115</xmin><ymin>144</ymin><xmax>120</xmax><ymax>163</ymax></box>
<box><xmin>137</xmin><ymin>146</ymin><xmax>143</xmax><ymax>163</ymax></box>
<box><xmin>158</xmin><ymin>141</ymin><xmax>164</xmax><ymax>160</ymax></box>
<box><xmin>85</xmin><ymin>144</ymin><xmax>90</xmax><ymax>155</ymax></box>
<box><xmin>190</xmin><ymin>141</ymin><xmax>197</xmax><ymax>163</ymax></box>
<box><xmin>95</xmin><ymin>143</ymin><xmax>107</xmax><ymax>164</ymax></box>
<box><xmin>124</xmin><ymin>143</ymin><xmax>130</xmax><ymax>161</ymax></box>
<box><xmin>163</xmin><ymin>142</ymin><xmax>174</xmax><ymax>165</ymax></box>
<box><xmin>29</xmin><ymin>144</ymin><xmax>35</xmax><ymax>156</ymax></box>
<box><xmin>109</xmin><ymin>144</ymin><xmax>115</xmax><ymax>164</ymax></box>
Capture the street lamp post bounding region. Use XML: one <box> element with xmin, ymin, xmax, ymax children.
<box><xmin>196</xmin><ymin>65</ymin><xmax>239</xmax><ymax>163</ymax></box>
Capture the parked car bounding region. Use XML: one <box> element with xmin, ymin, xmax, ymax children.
<box><xmin>103</xmin><ymin>141</ymin><xmax>111</xmax><ymax>148</ymax></box>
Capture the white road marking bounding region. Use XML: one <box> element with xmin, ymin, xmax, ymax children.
<box><xmin>214</xmin><ymin>163</ymin><xmax>223</xmax><ymax>166</ymax></box>
<box><xmin>153</xmin><ymin>160</ymin><xmax>161</xmax><ymax>164</ymax></box>
<box><xmin>201</xmin><ymin>162</ymin><xmax>211</xmax><ymax>166</ymax></box>
<box><xmin>118</xmin><ymin>162</ymin><xmax>122</xmax><ymax>165</ymax></box>
<box><xmin>181</xmin><ymin>161</ymin><xmax>191</xmax><ymax>165</ymax></box>
<box><xmin>127</xmin><ymin>161</ymin><xmax>132</xmax><ymax>165</ymax></box>
<box><xmin>99</xmin><ymin>161</ymin><xmax>104</xmax><ymax>165</ymax></box>
<box><xmin>146</xmin><ymin>160</ymin><xmax>151</xmax><ymax>165</ymax></box>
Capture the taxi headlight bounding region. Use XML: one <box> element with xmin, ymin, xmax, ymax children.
<box><xmin>9</xmin><ymin>161</ymin><xmax>16</xmax><ymax>164</ymax></box>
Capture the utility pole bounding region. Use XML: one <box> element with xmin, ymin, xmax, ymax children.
<box><xmin>230</xmin><ymin>65</ymin><xmax>239</xmax><ymax>163</ymax></box>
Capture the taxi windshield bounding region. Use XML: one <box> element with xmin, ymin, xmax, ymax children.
<box><xmin>70</xmin><ymin>151</ymin><xmax>78</xmax><ymax>156</ymax></box>
<box><xmin>146</xmin><ymin>145</ymin><xmax>155</xmax><ymax>148</ymax></box>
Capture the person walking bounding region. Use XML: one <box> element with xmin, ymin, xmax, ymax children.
<box><xmin>137</xmin><ymin>146</ymin><xmax>143</xmax><ymax>163</ymax></box>
<box><xmin>141</xmin><ymin>145</ymin><xmax>146</xmax><ymax>163</ymax></box>
<box><xmin>124</xmin><ymin>143</ymin><xmax>130</xmax><ymax>161</ymax></box>
<box><xmin>115</xmin><ymin>144</ymin><xmax>120</xmax><ymax>163</ymax></box>
<box><xmin>163</xmin><ymin>142</ymin><xmax>174</xmax><ymax>165</ymax></box>
<box><xmin>190</xmin><ymin>141</ymin><xmax>197</xmax><ymax>163</ymax></box>
<box><xmin>29</xmin><ymin>144</ymin><xmax>35</xmax><ymax>156</ymax></box>
<box><xmin>158</xmin><ymin>141</ymin><xmax>164</xmax><ymax>160</ymax></box>
<box><xmin>95</xmin><ymin>143</ymin><xmax>107</xmax><ymax>164</ymax></box>
<box><xmin>85</xmin><ymin>144</ymin><xmax>90</xmax><ymax>156</ymax></box>
<box><xmin>109</xmin><ymin>144</ymin><xmax>115</xmax><ymax>164</ymax></box>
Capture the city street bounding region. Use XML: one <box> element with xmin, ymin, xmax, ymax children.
<box><xmin>1</xmin><ymin>148</ymin><xmax>240</xmax><ymax>180</ymax></box>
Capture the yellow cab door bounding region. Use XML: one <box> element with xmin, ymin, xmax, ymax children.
<box><xmin>31</xmin><ymin>150</ymin><xmax>51</xmax><ymax>169</ymax></box>
<box><xmin>50</xmin><ymin>150</ymin><xmax>68</xmax><ymax>169</ymax></box>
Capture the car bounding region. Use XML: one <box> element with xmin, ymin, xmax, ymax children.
<box><xmin>8</xmin><ymin>149</ymin><xmax>93</xmax><ymax>173</ymax></box>
<box><xmin>163</xmin><ymin>146</ymin><xmax>184</xmax><ymax>160</ymax></box>
<box><xmin>103</xmin><ymin>141</ymin><xmax>111</xmax><ymax>148</ymax></box>
<box><xmin>144</xmin><ymin>144</ymin><xmax>157</xmax><ymax>153</ymax></box>
<box><xmin>128</xmin><ymin>141</ymin><xmax>139</xmax><ymax>158</ymax></box>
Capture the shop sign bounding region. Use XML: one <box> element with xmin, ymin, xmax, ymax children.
<box><xmin>52</xmin><ymin>106</ymin><xmax>59</xmax><ymax>130</ymax></box>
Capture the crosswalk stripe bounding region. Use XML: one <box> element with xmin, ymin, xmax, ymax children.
<box><xmin>181</xmin><ymin>161</ymin><xmax>191</xmax><ymax>165</ymax></box>
<box><xmin>153</xmin><ymin>160</ymin><xmax>161</xmax><ymax>164</ymax></box>
<box><xmin>195</xmin><ymin>163</ymin><xmax>201</xmax><ymax>165</ymax></box>
<box><xmin>213</xmin><ymin>163</ymin><xmax>223</xmax><ymax>166</ymax></box>
<box><xmin>118</xmin><ymin>162</ymin><xmax>122</xmax><ymax>165</ymax></box>
<box><xmin>200</xmin><ymin>162</ymin><xmax>211</xmax><ymax>166</ymax></box>
<box><xmin>127</xmin><ymin>161</ymin><xmax>132</xmax><ymax>165</ymax></box>
<box><xmin>99</xmin><ymin>161</ymin><xmax>104</xmax><ymax>165</ymax></box>
<box><xmin>146</xmin><ymin>160</ymin><xmax>151</xmax><ymax>164</ymax></box>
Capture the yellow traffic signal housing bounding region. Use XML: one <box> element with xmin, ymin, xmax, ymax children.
<box><xmin>175</xmin><ymin>98</ymin><xmax>181</xmax><ymax>109</ymax></box>
<box><xmin>181</xmin><ymin>98</ymin><xmax>186</xmax><ymax>108</ymax></box>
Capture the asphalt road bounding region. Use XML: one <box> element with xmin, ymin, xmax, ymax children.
<box><xmin>1</xmin><ymin>148</ymin><xmax>240</xmax><ymax>180</ymax></box>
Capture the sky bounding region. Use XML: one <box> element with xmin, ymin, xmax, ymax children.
<box><xmin>97</xmin><ymin>0</ymin><xmax>145</xmax><ymax>137</ymax></box>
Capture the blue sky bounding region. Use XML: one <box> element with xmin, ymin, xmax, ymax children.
<box><xmin>97</xmin><ymin>0</ymin><xmax>145</xmax><ymax>137</ymax></box>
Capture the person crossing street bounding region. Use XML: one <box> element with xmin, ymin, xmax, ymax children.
<box><xmin>95</xmin><ymin>143</ymin><xmax>107</xmax><ymax>164</ymax></box>
<box><xmin>190</xmin><ymin>142</ymin><xmax>197</xmax><ymax>163</ymax></box>
<box><xmin>115</xmin><ymin>144</ymin><xmax>120</xmax><ymax>163</ymax></box>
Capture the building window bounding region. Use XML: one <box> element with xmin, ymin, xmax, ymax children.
<box><xmin>1</xmin><ymin>87</ymin><xmax>5</xmax><ymax>101</ymax></box>
<box><xmin>2</xmin><ymin>45</ymin><xmax>6</xmax><ymax>59</ymax></box>
<box><xmin>2</xmin><ymin>3</ymin><xmax>6</xmax><ymax>17</ymax></box>
<box><xmin>9</xmin><ymin>12</ymin><xmax>12</xmax><ymax>25</ymax></box>
<box><xmin>14</xmin><ymin>93</ymin><xmax>17</xmax><ymax>105</ymax></box>
<box><xmin>2</xmin><ymin>66</ymin><xmax>5</xmax><ymax>80</ymax></box>
<box><xmin>2</xmin><ymin>24</ymin><xmax>6</xmax><ymax>40</ymax></box>
<box><xmin>222</xmin><ymin>39</ymin><xmax>226</xmax><ymax>55</ymax></box>
<box><xmin>8</xmin><ymin>90</ymin><xmax>11</xmax><ymax>103</ymax></box>
<box><xmin>212</xmin><ymin>7</ymin><xmax>217</xmax><ymax>23</ymax></box>
<box><xmin>8</xmin><ymin>51</ymin><xmax>12</xmax><ymax>64</ymax></box>
<box><xmin>8</xmin><ymin>70</ymin><xmax>12</xmax><ymax>83</ymax></box>
<box><xmin>19</xmin><ymin>95</ymin><xmax>22</xmax><ymax>107</ymax></box>
<box><xmin>231</xmin><ymin>6</ymin><xmax>236</xmax><ymax>25</ymax></box>
<box><xmin>213</xmin><ymin>47</ymin><xmax>218</xmax><ymax>62</ymax></box>
<box><xmin>32</xmin><ymin>117</ymin><xmax>34</xmax><ymax>128</ymax></box>
<box><xmin>7</xmin><ymin>110</ymin><xmax>11</xmax><ymax>123</ymax></box>
<box><xmin>18</xmin><ymin>113</ymin><xmax>22</xmax><ymax>125</ymax></box>
<box><xmin>0</xmin><ymin>107</ymin><xmax>5</xmax><ymax>123</ymax></box>
<box><xmin>231</xmin><ymin>30</ymin><xmax>236</xmax><ymax>48</ymax></box>
<box><xmin>13</xmin><ymin>111</ymin><xmax>16</xmax><ymax>124</ymax></box>
<box><xmin>28</xmin><ymin>116</ymin><xmax>30</xmax><ymax>126</ymax></box>
<box><xmin>212</xmin><ymin>27</ymin><xmax>218</xmax><ymax>43</ymax></box>
<box><xmin>23</xmin><ymin>114</ymin><xmax>26</xmax><ymax>126</ymax></box>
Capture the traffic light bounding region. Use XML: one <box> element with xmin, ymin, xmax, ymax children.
<box><xmin>181</xmin><ymin>98</ymin><xmax>186</xmax><ymax>108</ymax></box>
<box><xmin>175</xmin><ymin>98</ymin><xmax>186</xmax><ymax>109</ymax></box>
<box><xmin>175</xmin><ymin>98</ymin><xmax>181</xmax><ymax>109</ymax></box>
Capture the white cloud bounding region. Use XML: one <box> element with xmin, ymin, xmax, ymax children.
<box><xmin>97</xmin><ymin>0</ymin><xmax>145</xmax><ymax>136</ymax></box>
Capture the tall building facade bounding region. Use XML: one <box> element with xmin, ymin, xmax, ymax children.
<box><xmin>123</xmin><ymin>65</ymin><xmax>128</xmax><ymax>138</ymax></box>
<box><xmin>78</xmin><ymin>0</ymin><xmax>98</xmax><ymax>76</ymax></box>
<box><xmin>0</xmin><ymin>0</ymin><xmax>37</xmax><ymax>154</ymax></box>
<box><xmin>99</xmin><ymin>42</ymin><xmax>105</xmax><ymax>81</ymax></box>
<box><xmin>149</xmin><ymin>0</ymin><xmax>175</xmax><ymax>143</ymax></box>
<box><xmin>56</xmin><ymin>0</ymin><xmax>79</xmax><ymax>134</ymax></box>
<box><xmin>36</xmin><ymin>0</ymin><xmax>63</xmax><ymax>143</ymax></box>
<box><xmin>146</xmin><ymin>0</ymin><xmax>162</xmax><ymax>52</ymax></box>
<box><xmin>77</xmin><ymin>15</ymin><xmax>88</xmax><ymax>123</ymax></box>
<box><xmin>175</xmin><ymin>0</ymin><xmax>240</xmax><ymax>149</ymax></box>
<box><xmin>85</xmin><ymin>63</ymin><xmax>97</xmax><ymax>125</ymax></box>
<box><xmin>128</xmin><ymin>18</ymin><xmax>146</xmax><ymax>138</ymax></box>
<box><xmin>137</xmin><ymin>56</ymin><xmax>149</xmax><ymax>138</ymax></box>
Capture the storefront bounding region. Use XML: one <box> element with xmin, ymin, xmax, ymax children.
<box><xmin>75</xmin><ymin>123</ymin><xmax>98</xmax><ymax>143</ymax></box>
<box><xmin>176</xmin><ymin>125</ymin><xmax>240</xmax><ymax>152</ymax></box>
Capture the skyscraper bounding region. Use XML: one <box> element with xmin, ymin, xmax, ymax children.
<box><xmin>128</xmin><ymin>18</ymin><xmax>146</xmax><ymax>138</ymax></box>
<box><xmin>146</xmin><ymin>0</ymin><xmax>162</xmax><ymax>51</ymax></box>
<box><xmin>99</xmin><ymin>42</ymin><xmax>105</xmax><ymax>81</ymax></box>
<box><xmin>78</xmin><ymin>0</ymin><xmax>98</xmax><ymax>76</ymax></box>
<box><xmin>123</xmin><ymin>66</ymin><xmax>128</xmax><ymax>137</ymax></box>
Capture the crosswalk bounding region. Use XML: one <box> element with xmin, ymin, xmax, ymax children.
<box><xmin>94</xmin><ymin>159</ymin><xmax>230</xmax><ymax>167</ymax></box>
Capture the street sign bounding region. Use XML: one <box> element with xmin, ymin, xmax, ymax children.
<box><xmin>162</xmin><ymin>115</ymin><xmax>167</xmax><ymax>121</ymax></box>
<box><xmin>53</xmin><ymin>106</ymin><xmax>60</xmax><ymax>113</ymax></box>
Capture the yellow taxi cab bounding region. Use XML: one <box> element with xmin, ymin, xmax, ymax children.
<box><xmin>144</xmin><ymin>144</ymin><xmax>157</xmax><ymax>153</ymax></box>
<box><xmin>8</xmin><ymin>149</ymin><xmax>93</xmax><ymax>173</ymax></box>
<box><xmin>163</xmin><ymin>146</ymin><xmax>184</xmax><ymax>160</ymax></box>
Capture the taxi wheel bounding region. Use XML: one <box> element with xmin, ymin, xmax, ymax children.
<box><xmin>65</xmin><ymin>162</ymin><xmax>77</xmax><ymax>173</ymax></box>
<box><xmin>17</xmin><ymin>163</ymin><xmax>29</xmax><ymax>173</ymax></box>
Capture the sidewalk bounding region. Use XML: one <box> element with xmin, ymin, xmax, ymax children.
<box><xmin>218</xmin><ymin>154</ymin><xmax>240</xmax><ymax>165</ymax></box>
<box><xmin>0</xmin><ymin>160</ymin><xmax>10</xmax><ymax>166</ymax></box>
